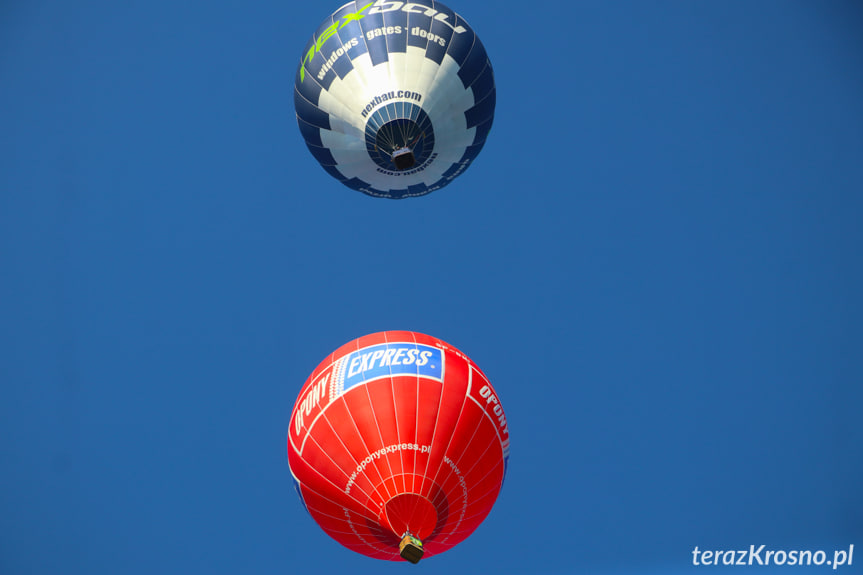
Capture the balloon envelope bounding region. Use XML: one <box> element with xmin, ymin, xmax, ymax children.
<box><xmin>287</xmin><ymin>331</ymin><xmax>510</xmax><ymax>561</ymax></box>
<box><xmin>294</xmin><ymin>0</ymin><xmax>496</xmax><ymax>198</ymax></box>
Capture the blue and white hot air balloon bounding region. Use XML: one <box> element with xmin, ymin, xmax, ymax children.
<box><xmin>294</xmin><ymin>1</ymin><xmax>495</xmax><ymax>199</ymax></box>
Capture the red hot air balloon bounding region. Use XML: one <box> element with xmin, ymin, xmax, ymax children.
<box><xmin>287</xmin><ymin>331</ymin><xmax>510</xmax><ymax>563</ymax></box>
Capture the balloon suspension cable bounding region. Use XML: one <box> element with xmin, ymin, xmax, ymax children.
<box><xmin>405</xmin><ymin>132</ymin><xmax>423</xmax><ymax>148</ymax></box>
<box><xmin>399</xmin><ymin>532</ymin><xmax>424</xmax><ymax>564</ymax></box>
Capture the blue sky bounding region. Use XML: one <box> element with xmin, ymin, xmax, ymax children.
<box><xmin>2</xmin><ymin>1</ymin><xmax>862</xmax><ymax>574</ymax></box>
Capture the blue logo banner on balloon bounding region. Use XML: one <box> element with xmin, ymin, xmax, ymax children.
<box><xmin>337</xmin><ymin>343</ymin><xmax>443</xmax><ymax>394</ymax></box>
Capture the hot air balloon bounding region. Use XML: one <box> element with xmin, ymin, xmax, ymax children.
<box><xmin>287</xmin><ymin>331</ymin><xmax>510</xmax><ymax>563</ymax></box>
<box><xmin>294</xmin><ymin>1</ymin><xmax>496</xmax><ymax>199</ymax></box>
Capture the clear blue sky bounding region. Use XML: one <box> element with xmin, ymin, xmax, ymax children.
<box><xmin>2</xmin><ymin>1</ymin><xmax>862</xmax><ymax>574</ymax></box>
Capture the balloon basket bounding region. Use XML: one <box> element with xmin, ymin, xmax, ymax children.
<box><xmin>392</xmin><ymin>147</ymin><xmax>416</xmax><ymax>170</ymax></box>
<box><xmin>399</xmin><ymin>533</ymin><xmax>424</xmax><ymax>564</ymax></box>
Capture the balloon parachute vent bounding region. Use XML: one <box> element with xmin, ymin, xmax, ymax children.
<box><xmin>392</xmin><ymin>147</ymin><xmax>416</xmax><ymax>171</ymax></box>
<box><xmin>399</xmin><ymin>533</ymin><xmax>424</xmax><ymax>564</ymax></box>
